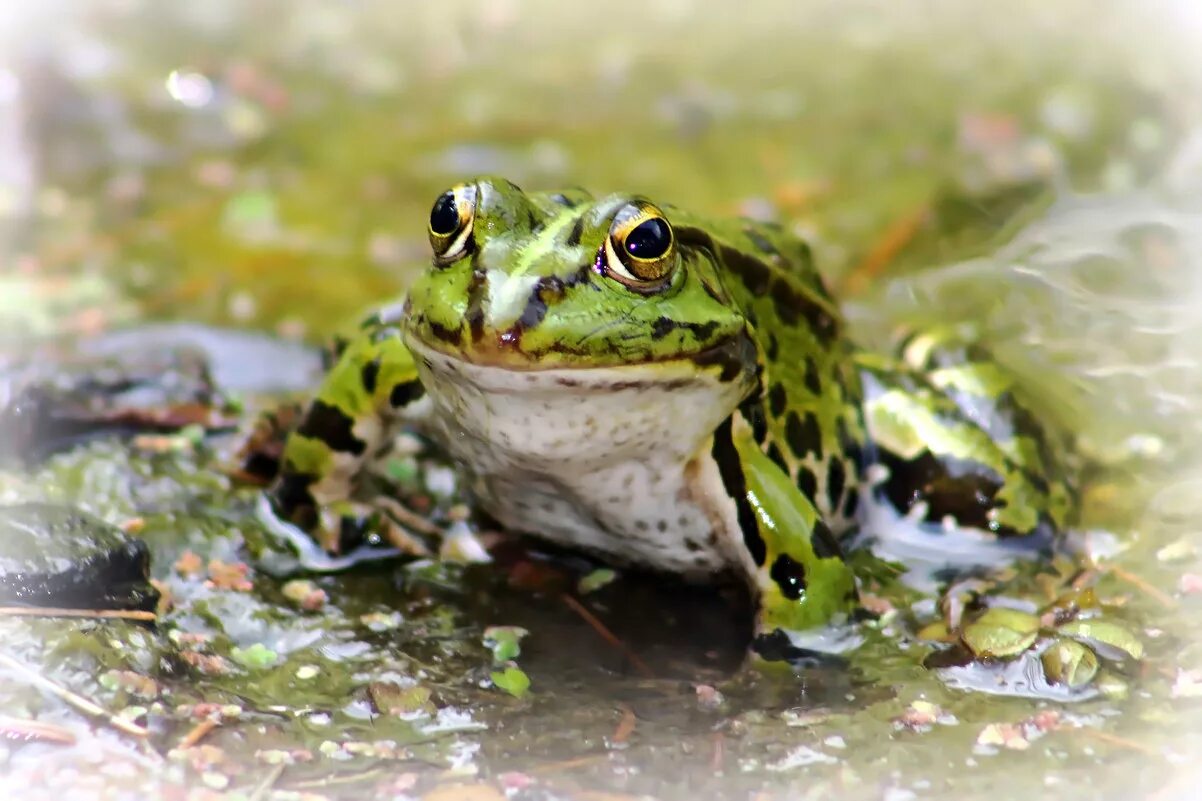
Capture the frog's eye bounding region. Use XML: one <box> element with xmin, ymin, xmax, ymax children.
<box><xmin>600</xmin><ymin>202</ymin><xmax>677</xmax><ymax>292</ymax></box>
<box><xmin>428</xmin><ymin>184</ymin><xmax>478</xmax><ymax>264</ymax></box>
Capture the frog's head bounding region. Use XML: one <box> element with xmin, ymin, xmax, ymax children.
<box><xmin>403</xmin><ymin>177</ymin><xmax>754</xmax><ymax>381</ymax></box>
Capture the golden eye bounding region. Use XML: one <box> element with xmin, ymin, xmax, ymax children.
<box><xmin>600</xmin><ymin>202</ymin><xmax>677</xmax><ymax>291</ymax></box>
<box><xmin>428</xmin><ymin>184</ymin><xmax>477</xmax><ymax>264</ymax></box>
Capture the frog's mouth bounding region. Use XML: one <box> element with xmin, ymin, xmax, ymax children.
<box><xmin>405</xmin><ymin>323</ymin><xmax>758</xmax><ymax>386</ymax></box>
<box><xmin>403</xmin><ymin>335</ymin><xmax>756</xmax><ymax>466</ymax></box>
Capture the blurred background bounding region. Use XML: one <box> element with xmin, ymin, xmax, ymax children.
<box><xmin>1</xmin><ymin>0</ymin><xmax>1199</xmax><ymax>339</ymax></box>
<box><xmin>3</xmin><ymin>1</ymin><xmax>1202</xmax><ymax>799</ymax></box>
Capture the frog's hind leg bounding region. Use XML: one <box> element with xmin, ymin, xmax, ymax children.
<box><xmin>272</xmin><ymin>323</ymin><xmax>431</xmax><ymax>554</ymax></box>
<box><xmin>856</xmin><ymin>328</ymin><xmax>1074</xmax><ymax>540</ymax></box>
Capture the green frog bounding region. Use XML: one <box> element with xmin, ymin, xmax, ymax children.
<box><xmin>271</xmin><ymin>177</ymin><xmax>1072</xmax><ymax>660</ymax></box>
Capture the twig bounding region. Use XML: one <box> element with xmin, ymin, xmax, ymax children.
<box><xmin>560</xmin><ymin>594</ymin><xmax>654</xmax><ymax>679</ymax></box>
<box><xmin>1075</xmin><ymin>727</ymin><xmax>1164</xmax><ymax>758</ymax></box>
<box><xmin>247</xmin><ymin>762</ymin><xmax>286</xmax><ymax>801</ymax></box>
<box><xmin>0</xmin><ymin>651</ymin><xmax>149</xmax><ymax>738</ymax></box>
<box><xmin>286</xmin><ymin>767</ymin><xmax>388</xmax><ymax>789</ymax></box>
<box><xmin>1104</xmin><ymin>565</ymin><xmax>1177</xmax><ymax>610</ymax></box>
<box><xmin>611</xmin><ymin>703</ymin><xmax>636</xmax><ymax>745</ymax></box>
<box><xmin>374</xmin><ymin>495</ymin><xmax>444</xmax><ymax>537</ymax></box>
<box><xmin>177</xmin><ymin>717</ymin><xmax>219</xmax><ymax>749</ymax></box>
<box><xmin>840</xmin><ymin>203</ymin><xmax>930</xmax><ymax>296</ymax></box>
<box><xmin>529</xmin><ymin>754</ymin><xmax>609</xmax><ymax>775</ymax></box>
<box><xmin>709</xmin><ymin>730</ymin><xmax>726</xmax><ymax>774</ymax></box>
<box><xmin>0</xmin><ymin>715</ymin><xmax>77</xmax><ymax>745</ymax></box>
<box><xmin>0</xmin><ymin>607</ymin><xmax>157</xmax><ymax>622</ymax></box>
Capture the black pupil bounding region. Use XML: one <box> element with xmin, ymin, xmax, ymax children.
<box><xmin>430</xmin><ymin>192</ymin><xmax>459</xmax><ymax>235</ymax></box>
<box><xmin>624</xmin><ymin>217</ymin><xmax>671</xmax><ymax>260</ymax></box>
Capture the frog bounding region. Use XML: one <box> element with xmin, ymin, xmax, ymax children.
<box><xmin>270</xmin><ymin>177</ymin><xmax>1072</xmax><ymax>661</ymax></box>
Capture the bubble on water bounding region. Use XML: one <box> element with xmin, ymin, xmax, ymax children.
<box><xmin>165</xmin><ymin>69</ymin><xmax>213</xmax><ymax>108</ymax></box>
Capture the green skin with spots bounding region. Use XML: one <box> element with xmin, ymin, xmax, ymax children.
<box><xmin>273</xmin><ymin>177</ymin><xmax>1073</xmax><ymax>659</ymax></box>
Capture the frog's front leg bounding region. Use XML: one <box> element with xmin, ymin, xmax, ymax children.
<box><xmin>712</xmin><ymin>414</ymin><xmax>859</xmax><ymax>662</ymax></box>
<box><xmin>271</xmin><ymin>316</ymin><xmax>429</xmax><ymax>554</ymax></box>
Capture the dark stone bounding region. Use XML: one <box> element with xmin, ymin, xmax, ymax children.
<box><xmin>0</xmin><ymin>503</ymin><xmax>159</xmax><ymax>612</ymax></box>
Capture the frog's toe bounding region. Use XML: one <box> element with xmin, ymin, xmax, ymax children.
<box><xmin>320</xmin><ymin>499</ymin><xmax>434</xmax><ymax>558</ymax></box>
<box><xmin>256</xmin><ymin>494</ymin><xmax>404</xmax><ymax>572</ymax></box>
<box><xmin>750</xmin><ymin>622</ymin><xmax>864</xmax><ymax>665</ymax></box>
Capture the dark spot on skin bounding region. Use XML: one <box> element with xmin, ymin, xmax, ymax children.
<box><xmin>325</xmin><ymin>335</ymin><xmax>351</xmax><ymax>366</ymax></box>
<box><xmin>739</xmin><ymin>396</ymin><xmax>769</xmax><ymax>444</ymax></box>
<box><xmin>768</xmin><ymin>383</ymin><xmax>787</xmax><ymax>417</ymax></box>
<box><xmin>389</xmin><ymin>380</ymin><xmax>425</xmax><ymax>408</ymax></box>
<box><xmin>770</xmin><ymin>554</ymin><xmax>807</xmax><ymax>600</ymax></box>
<box><xmin>796</xmin><ymin>465</ymin><xmax>818</xmax><ymax>501</ymax></box>
<box><xmin>810</xmin><ymin>519</ymin><xmax>844</xmax><ymax>560</ymax></box>
<box><xmin>685</xmin><ymin>538</ymin><xmax>702</xmax><ymax>552</ymax></box>
<box><xmin>765</xmin><ymin>333</ymin><xmax>779</xmax><ymax>362</ymax></box>
<box><xmin>271</xmin><ymin>470</ymin><xmax>318</xmax><ymax>529</ymax></box>
<box><xmin>650</xmin><ymin>316</ymin><xmax>721</xmax><ymax>341</ymax></box>
<box><xmin>510</xmin><ymin>276</ymin><xmax>565</xmax><ymax>338</ymax></box>
<box><xmin>720</xmin><ymin>245</ymin><xmax>773</xmax><ymax>296</ymax></box>
<box><xmin>360</xmin><ymin>359</ymin><xmax>380</xmax><ymax>395</ymax></box>
<box><xmin>765</xmin><ymin>442</ymin><xmax>787</xmax><ymax>472</ymax></box>
<box><xmin>842</xmin><ymin>487</ymin><xmax>860</xmax><ymax>519</ymax></box>
<box><xmin>785</xmin><ymin>411</ymin><xmax>823</xmax><ymax>460</ymax></box>
<box><xmin>691</xmin><ymin>332</ymin><xmax>757</xmax><ymax>383</ymax></box>
<box><xmin>744</xmin><ymin>227</ymin><xmax>780</xmax><ymax>258</ymax></box>
<box><xmin>296</xmin><ymin>400</ymin><xmax>366</xmax><ymax>455</ymax></box>
<box><xmin>675</xmin><ymin>225</ymin><xmax>775</xmax><ymax>296</ymax></box>
<box><xmin>772</xmin><ymin>279</ymin><xmax>839</xmax><ymax>342</ymax></box>
<box><xmin>565</xmin><ymin>214</ymin><xmax>586</xmax><ymax>246</ymax></box>
<box><xmin>772</xmin><ymin>282</ymin><xmax>800</xmax><ymax>326</ymax></box>
<box><xmin>712</xmin><ymin>416</ymin><xmax>767</xmax><ymax>566</ymax></box>
<box><xmin>827</xmin><ymin>458</ymin><xmax>846</xmax><ymax>513</ymax></box>
<box><xmin>804</xmin><ymin>357</ymin><xmax>822</xmax><ymax>396</ymax></box>
<box><xmin>550</xmin><ymin>193</ymin><xmax>578</xmax><ymax>208</ymax></box>
<box><xmin>526</xmin><ymin>208</ymin><xmax>541</xmax><ymax>233</ymax></box>
<box><xmin>465</xmin><ymin>269</ymin><xmax>487</xmax><ymax>343</ymax></box>
<box><xmin>700</xmin><ymin>277</ymin><xmax>724</xmax><ymax>304</ymax></box>
<box><xmin>552</xmin><ymin>376</ymin><xmax>693</xmax><ymax>392</ymax></box>
<box><xmin>635</xmin><ymin>520</ymin><xmax>648</xmax><ymax>531</ymax></box>
<box><xmin>878</xmin><ymin>449</ymin><xmax>1006</xmax><ymax>532</ymax></box>
<box><xmin>427</xmin><ymin>320</ymin><xmax>462</xmax><ymax>346</ymax></box>
<box><xmin>656</xmin><ymin>520</ymin><xmax>668</xmax><ymax>533</ymax></box>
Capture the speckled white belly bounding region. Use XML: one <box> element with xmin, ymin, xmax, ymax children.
<box><xmin>406</xmin><ymin>339</ymin><xmax>752</xmax><ymax>580</ymax></box>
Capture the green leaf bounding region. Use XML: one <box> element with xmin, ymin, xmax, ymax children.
<box><xmin>490</xmin><ymin>667</ymin><xmax>531</xmax><ymax>698</ymax></box>
<box><xmin>483</xmin><ymin>626</ymin><xmax>529</xmax><ymax>663</ymax></box>
<box><xmin>1041</xmin><ymin>637</ymin><xmax>1099</xmax><ymax>688</ymax></box>
<box><xmin>577</xmin><ymin>568</ymin><xmax>617</xmax><ymax>595</ymax></box>
<box><xmin>230</xmin><ymin>643</ymin><xmax>279</xmax><ymax>669</ymax></box>
<box><xmin>961</xmin><ymin>607</ymin><xmax>1041</xmax><ymax>658</ymax></box>
<box><xmin>1057</xmin><ymin>619</ymin><xmax>1143</xmax><ymax>661</ymax></box>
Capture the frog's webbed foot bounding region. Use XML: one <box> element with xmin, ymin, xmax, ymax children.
<box><xmin>317</xmin><ymin>497</ymin><xmax>435</xmax><ymax>558</ymax></box>
<box><xmin>261</xmin><ymin>491</ymin><xmax>438</xmax><ymax>572</ymax></box>
<box><xmin>748</xmin><ymin>627</ymin><xmax>860</xmax><ymax>668</ymax></box>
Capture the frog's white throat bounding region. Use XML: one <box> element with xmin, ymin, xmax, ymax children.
<box><xmin>406</xmin><ymin>338</ymin><xmax>753</xmax><ymax>578</ymax></box>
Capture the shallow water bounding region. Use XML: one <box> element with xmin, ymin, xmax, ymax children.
<box><xmin>2</xmin><ymin>2</ymin><xmax>1202</xmax><ymax>799</ymax></box>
